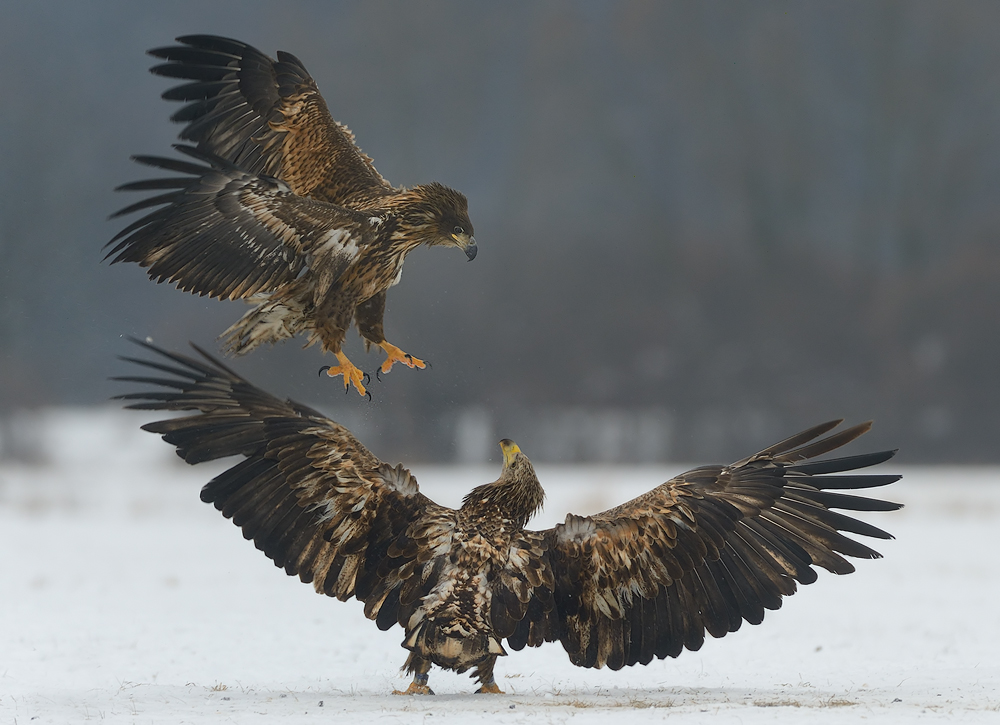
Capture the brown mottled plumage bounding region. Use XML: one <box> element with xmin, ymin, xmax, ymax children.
<box><xmin>106</xmin><ymin>35</ymin><xmax>477</xmax><ymax>397</ymax></box>
<box><xmin>118</xmin><ymin>341</ymin><xmax>902</xmax><ymax>695</ymax></box>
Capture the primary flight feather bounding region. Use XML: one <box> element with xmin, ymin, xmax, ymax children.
<box><xmin>118</xmin><ymin>341</ymin><xmax>902</xmax><ymax>694</ymax></box>
<box><xmin>107</xmin><ymin>35</ymin><xmax>477</xmax><ymax>397</ymax></box>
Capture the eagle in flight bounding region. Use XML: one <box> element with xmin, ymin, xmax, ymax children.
<box><xmin>107</xmin><ymin>36</ymin><xmax>477</xmax><ymax>397</ymax></box>
<box><xmin>118</xmin><ymin>341</ymin><xmax>901</xmax><ymax>695</ymax></box>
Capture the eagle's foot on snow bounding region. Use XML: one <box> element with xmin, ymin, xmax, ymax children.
<box><xmin>378</xmin><ymin>341</ymin><xmax>426</xmax><ymax>375</ymax></box>
<box><xmin>473</xmin><ymin>656</ymin><xmax>503</xmax><ymax>693</ymax></box>
<box><xmin>393</xmin><ymin>672</ymin><xmax>434</xmax><ymax>695</ymax></box>
<box><xmin>319</xmin><ymin>351</ymin><xmax>369</xmax><ymax>397</ymax></box>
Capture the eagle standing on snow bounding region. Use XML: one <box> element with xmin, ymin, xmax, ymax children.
<box><xmin>118</xmin><ymin>341</ymin><xmax>901</xmax><ymax>695</ymax></box>
<box><xmin>106</xmin><ymin>36</ymin><xmax>477</xmax><ymax>397</ymax></box>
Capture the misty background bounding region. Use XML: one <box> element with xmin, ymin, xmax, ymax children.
<box><xmin>1</xmin><ymin>1</ymin><xmax>998</xmax><ymax>465</ymax></box>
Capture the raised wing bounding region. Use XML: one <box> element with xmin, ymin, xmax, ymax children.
<box><xmin>106</xmin><ymin>146</ymin><xmax>378</xmax><ymax>301</ymax></box>
<box><xmin>115</xmin><ymin>340</ymin><xmax>455</xmax><ymax>631</ymax></box>
<box><xmin>506</xmin><ymin>420</ymin><xmax>901</xmax><ymax>670</ymax></box>
<box><xmin>149</xmin><ymin>34</ymin><xmax>390</xmax><ymax>203</ymax></box>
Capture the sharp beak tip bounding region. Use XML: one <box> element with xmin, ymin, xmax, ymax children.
<box><xmin>464</xmin><ymin>239</ymin><xmax>478</xmax><ymax>261</ymax></box>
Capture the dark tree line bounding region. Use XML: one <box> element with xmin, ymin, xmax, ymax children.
<box><xmin>1</xmin><ymin>1</ymin><xmax>999</xmax><ymax>462</ymax></box>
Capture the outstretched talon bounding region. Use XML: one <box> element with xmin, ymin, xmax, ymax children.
<box><xmin>476</xmin><ymin>681</ymin><xmax>504</xmax><ymax>694</ymax></box>
<box><xmin>378</xmin><ymin>341</ymin><xmax>426</xmax><ymax>375</ymax></box>
<box><xmin>320</xmin><ymin>351</ymin><xmax>368</xmax><ymax>397</ymax></box>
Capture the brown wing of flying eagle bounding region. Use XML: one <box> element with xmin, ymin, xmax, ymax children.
<box><xmin>118</xmin><ymin>340</ymin><xmax>902</xmax><ymax>695</ymax></box>
<box><xmin>106</xmin><ymin>35</ymin><xmax>477</xmax><ymax>397</ymax></box>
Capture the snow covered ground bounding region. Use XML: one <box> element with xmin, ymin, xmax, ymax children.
<box><xmin>2</xmin><ymin>409</ymin><xmax>998</xmax><ymax>723</ymax></box>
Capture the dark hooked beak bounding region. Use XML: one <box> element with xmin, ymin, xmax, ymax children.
<box><xmin>463</xmin><ymin>236</ymin><xmax>478</xmax><ymax>261</ymax></box>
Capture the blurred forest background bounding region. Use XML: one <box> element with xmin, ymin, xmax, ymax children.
<box><xmin>1</xmin><ymin>1</ymin><xmax>999</xmax><ymax>464</ymax></box>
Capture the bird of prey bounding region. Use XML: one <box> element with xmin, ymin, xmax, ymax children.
<box><xmin>106</xmin><ymin>35</ymin><xmax>477</xmax><ymax>397</ymax></box>
<box><xmin>117</xmin><ymin>341</ymin><xmax>902</xmax><ymax>695</ymax></box>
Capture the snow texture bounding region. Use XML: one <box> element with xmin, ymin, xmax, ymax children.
<box><xmin>2</xmin><ymin>409</ymin><xmax>998</xmax><ymax>723</ymax></box>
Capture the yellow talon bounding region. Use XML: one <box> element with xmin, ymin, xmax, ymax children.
<box><xmin>321</xmin><ymin>351</ymin><xmax>368</xmax><ymax>397</ymax></box>
<box><xmin>379</xmin><ymin>341</ymin><xmax>426</xmax><ymax>375</ymax></box>
<box><xmin>476</xmin><ymin>682</ymin><xmax>504</xmax><ymax>694</ymax></box>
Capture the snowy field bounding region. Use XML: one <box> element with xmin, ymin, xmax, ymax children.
<box><xmin>2</xmin><ymin>409</ymin><xmax>998</xmax><ymax>724</ymax></box>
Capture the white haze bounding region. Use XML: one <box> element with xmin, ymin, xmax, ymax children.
<box><xmin>2</xmin><ymin>410</ymin><xmax>998</xmax><ymax>723</ymax></box>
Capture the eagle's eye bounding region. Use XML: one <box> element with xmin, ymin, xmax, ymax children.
<box><xmin>453</xmin><ymin>225</ymin><xmax>465</xmax><ymax>235</ymax></box>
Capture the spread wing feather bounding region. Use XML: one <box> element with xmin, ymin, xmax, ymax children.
<box><xmin>115</xmin><ymin>342</ymin><xmax>899</xmax><ymax>672</ymax></box>
<box><xmin>105</xmin><ymin>145</ymin><xmax>377</xmax><ymax>301</ymax></box>
<box><xmin>506</xmin><ymin>420</ymin><xmax>901</xmax><ymax>669</ymax></box>
<box><xmin>115</xmin><ymin>339</ymin><xmax>454</xmax><ymax>628</ymax></box>
<box><xmin>148</xmin><ymin>34</ymin><xmax>390</xmax><ymax>202</ymax></box>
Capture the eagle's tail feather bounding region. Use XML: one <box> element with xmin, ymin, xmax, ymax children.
<box><xmin>221</xmin><ymin>298</ymin><xmax>305</xmax><ymax>355</ymax></box>
<box><xmin>403</xmin><ymin>619</ymin><xmax>506</xmax><ymax>674</ymax></box>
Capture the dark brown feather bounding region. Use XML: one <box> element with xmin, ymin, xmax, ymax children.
<box><xmin>521</xmin><ymin>419</ymin><xmax>901</xmax><ymax>670</ymax></box>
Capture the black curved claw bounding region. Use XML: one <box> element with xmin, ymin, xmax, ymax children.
<box><xmin>362</xmin><ymin>371</ymin><xmax>371</xmax><ymax>386</ymax></box>
<box><xmin>364</xmin><ymin>389</ymin><xmax>372</xmax><ymax>402</ymax></box>
<box><xmin>424</xmin><ymin>359</ymin><xmax>433</xmax><ymax>370</ymax></box>
<box><xmin>318</xmin><ymin>366</ymin><xmax>331</xmax><ymax>377</ymax></box>
<box><xmin>376</xmin><ymin>368</ymin><xmax>383</xmax><ymax>382</ymax></box>
<box><xmin>405</xmin><ymin>353</ymin><xmax>413</xmax><ymax>362</ymax></box>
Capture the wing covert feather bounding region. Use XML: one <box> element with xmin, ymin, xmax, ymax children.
<box><xmin>106</xmin><ymin>146</ymin><xmax>377</xmax><ymax>301</ymax></box>
<box><xmin>149</xmin><ymin>35</ymin><xmax>390</xmax><ymax>203</ymax></box>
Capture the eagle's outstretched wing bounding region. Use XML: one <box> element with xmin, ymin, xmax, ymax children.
<box><xmin>504</xmin><ymin>421</ymin><xmax>901</xmax><ymax>670</ymax></box>
<box><xmin>149</xmin><ymin>34</ymin><xmax>390</xmax><ymax>202</ymax></box>
<box><xmin>106</xmin><ymin>146</ymin><xmax>380</xmax><ymax>302</ymax></box>
<box><xmin>115</xmin><ymin>340</ymin><xmax>454</xmax><ymax>631</ymax></box>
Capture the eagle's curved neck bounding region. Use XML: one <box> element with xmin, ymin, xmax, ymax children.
<box><xmin>462</xmin><ymin>475</ymin><xmax>544</xmax><ymax>531</ymax></box>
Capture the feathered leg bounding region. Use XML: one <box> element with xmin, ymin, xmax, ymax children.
<box><xmin>393</xmin><ymin>654</ymin><xmax>434</xmax><ymax>695</ymax></box>
<box><xmin>473</xmin><ymin>655</ymin><xmax>503</xmax><ymax>694</ymax></box>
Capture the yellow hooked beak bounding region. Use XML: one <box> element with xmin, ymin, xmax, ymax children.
<box><xmin>500</xmin><ymin>439</ymin><xmax>521</xmax><ymax>467</ymax></box>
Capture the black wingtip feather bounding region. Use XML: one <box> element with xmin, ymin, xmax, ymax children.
<box><xmin>173</xmin><ymin>35</ymin><xmax>252</xmax><ymax>54</ymax></box>
<box><xmin>787</xmin><ymin>473</ymin><xmax>902</xmax><ymax>490</ymax></box>
<box><xmin>790</xmin><ymin>449</ymin><xmax>897</xmax><ymax>476</ymax></box>
<box><xmin>752</xmin><ymin>419</ymin><xmax>844</xmax><ymax>459</ymax></box>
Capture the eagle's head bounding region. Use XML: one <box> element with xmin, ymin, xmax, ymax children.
<box><xmin>402</xmin><ymin>182</ymin><xmax>477</xmax><ymax>260</ymax></box>
<box><xmin>461</xmin><ymin>439</ymin><xmax>544</xmax><ymax>530</ymax></box>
